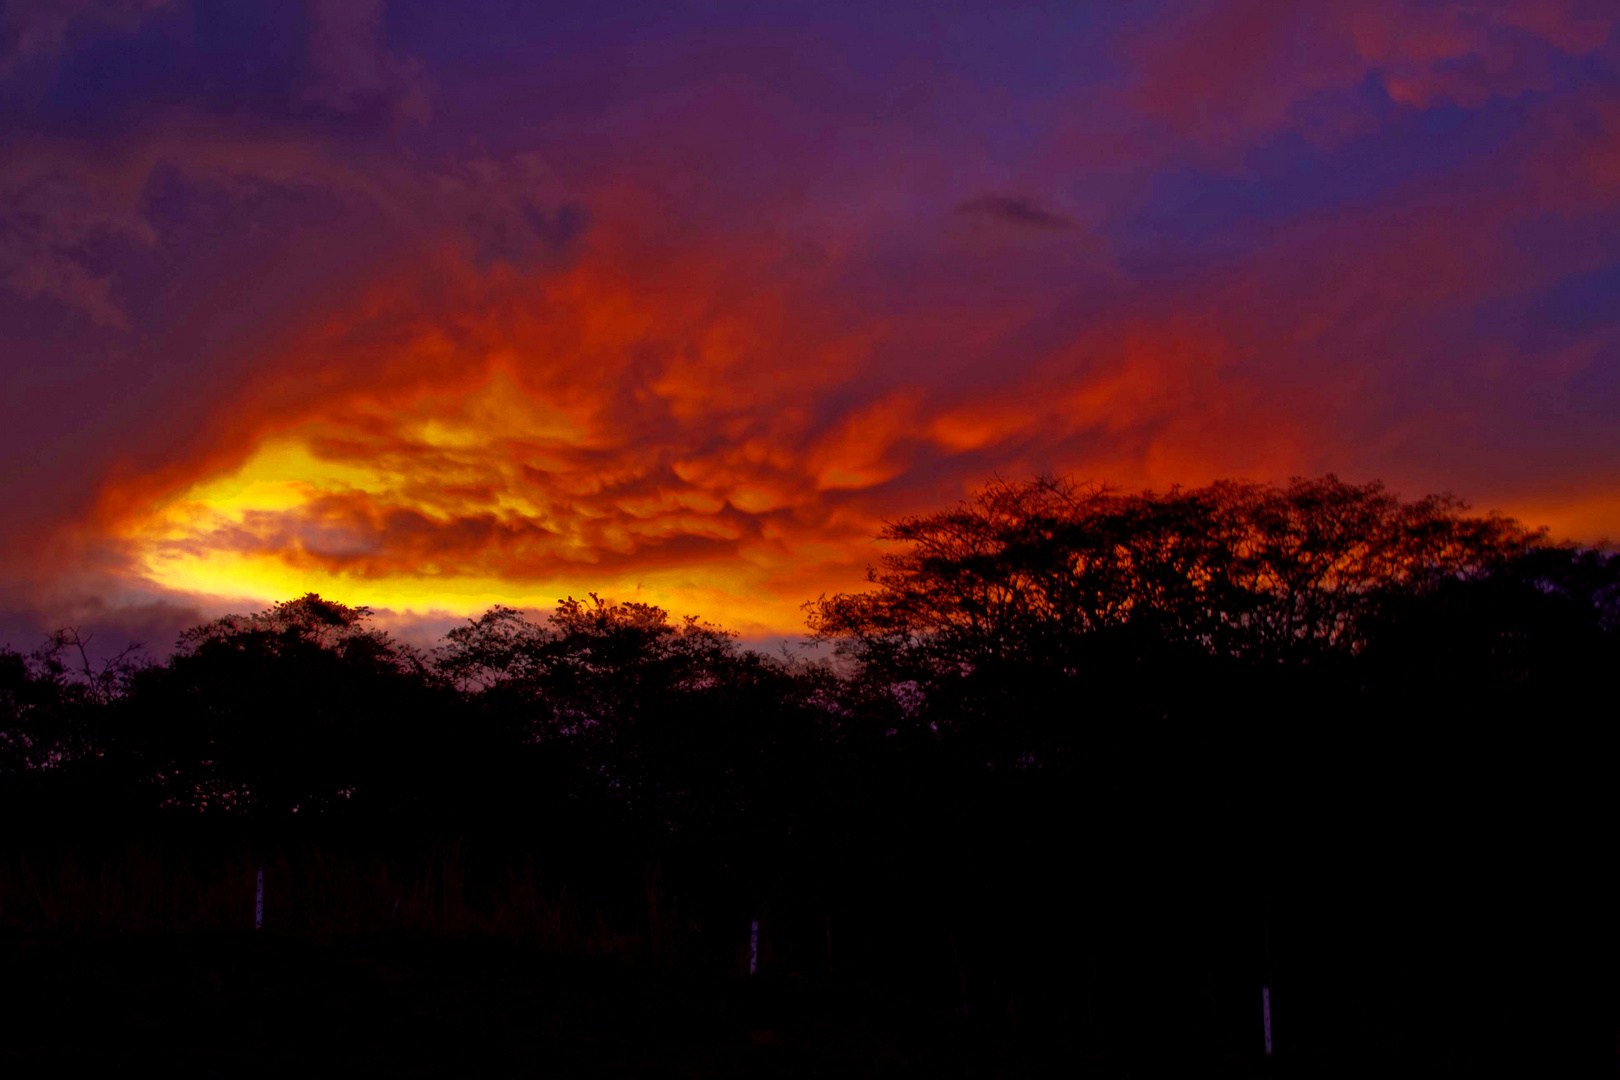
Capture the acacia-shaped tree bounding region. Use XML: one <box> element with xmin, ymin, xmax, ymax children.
<box><xmin>806</xmin><ymin>475</ymin><xmax>1541</xmax><ymax>763</ymax></box>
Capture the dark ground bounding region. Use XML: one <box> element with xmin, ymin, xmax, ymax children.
<box><xmin>0</xmin><ymin>932</ymin><xmax>1110</xmax><ymax>1079</ymax></box>
<box><xmin>0</xmin><ymin>920</ymin><xmax>1603</xmax><ymax>1077</ymax></box>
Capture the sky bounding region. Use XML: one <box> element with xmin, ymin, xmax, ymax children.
<box><xmin>3</xmin><ymin>0</ymin><xmax>1619</xmax><ymax>651</ymax></box>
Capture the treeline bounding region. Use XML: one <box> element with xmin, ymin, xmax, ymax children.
<box><xmin>4</xmin><ymin>475</ymin><xmax>1615</xmax><ymax>1069</ymax></box>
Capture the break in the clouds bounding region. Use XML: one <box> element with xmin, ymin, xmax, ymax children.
<box><xmin>3</xmin><ymin>0</ymin><xmax>1619</xmax><ymax>646</ymax></box>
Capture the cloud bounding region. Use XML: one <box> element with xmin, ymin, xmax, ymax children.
<box><xmin>956</xmin><ymin>194</ymin><xmax>1075</xmax><ymax>230</ymax></box>
<box><xmin>63</xmin><ymin>77</ymin><xmax>1620</xmax><ymax>630</ymax></box>
<box><xmin>304</xmin><ymin>0</ymin><xmax>432</xmax><ymax>126</ymax></box>
<box><xmin>0</xmin><ymin>0</ymin><xmax>174</xmax><ymax>79</ymax></box>
<box><xmin>3</xmin><ymin>2</ymin><xmax>1619</xmax><ymax>641</ymax></box>
<box><xmin>0</xmin><ymin>143</ymin><xmax>158</xmax><ymax>327</ymax></box>
<box><xmin>82</xmin><ymin>235</ymin><xmax>898</xmax><ymax>632</ymax></box>
<box><xmin>0</xmin><ymin>248</ymin><xmax>130</xmax><ymax>329</ymax></box>
<box><xmin>1123</xmin><ymin>0</ymin><xmax>1620</xmax><ymax>148</ymax></box>
<box><xmin>0</xmin><ymin>129</ymin><xmax>582</xmax><ymax>326</ymax></box>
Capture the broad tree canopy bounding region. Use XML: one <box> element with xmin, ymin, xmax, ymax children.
<box><xmin>805</xmin><ymin>476</ymin><xmax>1547</xmax><ymax>762</ymax></box>
<box><xmin>809</xmin><ymin>475</ymin><xmax>1537</xmax><ymax>667</ymax></box>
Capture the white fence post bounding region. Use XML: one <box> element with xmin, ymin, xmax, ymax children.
<box><xmin>254</xmin><ymin>868</ymin><xmax>264</xmax><ymax>930</ymax></box>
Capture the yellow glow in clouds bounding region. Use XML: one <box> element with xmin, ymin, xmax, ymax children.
<box><xmin>112</xmin><ymin>371</ymin><xmax>880</xmax><ymax>635</ymax></box>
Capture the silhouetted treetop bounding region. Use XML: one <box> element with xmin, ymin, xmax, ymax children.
<box><xmin>0</xmin><ymin>628</ymin><xmax>147</xmax><ymax>774</ymax></box>
<box><xmin>436</xmin><ymin>594</ymin><xmax>737</xmax><ymax>706</ymax></box>
<box><xmin>807</xmin><ymin>474</ymin><xmax>1541</xmax><ymax>669</ymax></box>
<box><xmin>436</xmin><ymin>594</ymin><xmax>828</xmax><ymax>835</ymax></box>
<box><xmin>177</xmin><ymin>593</ymin><xmax>410</xmax><ymax>665</ymax></box>
<box><xmin>7</xmin><ymin>475</ymin><xmax>1608</xmax><ymax>828</ymax></box>
<box><xmin>118</xmin><ymin>594</ymin><xmax>434</xmax><ymax>814</ymax></box>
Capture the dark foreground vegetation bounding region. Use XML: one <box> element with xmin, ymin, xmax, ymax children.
<box><xmin>3</xmin><ymin>476</ymin><xmax>1615</xmax><ymax>1076</ymax></box>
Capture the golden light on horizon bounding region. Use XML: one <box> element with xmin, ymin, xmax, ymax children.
<box><xmin>107</xmin><ymin>367</ymin><xmax>891</xmax><ymax>634</ymax></box>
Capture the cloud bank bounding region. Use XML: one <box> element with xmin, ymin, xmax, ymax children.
<box><xmin>3</xmin><ymin>0</ymin><xmax>1618</xmax><ymax>647</ymax></box>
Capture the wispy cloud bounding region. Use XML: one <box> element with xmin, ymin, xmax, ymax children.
<box><xmin>956</xmin><ymin>194</ymin><xmax>1075</xmax><ymax>230</ymax></box>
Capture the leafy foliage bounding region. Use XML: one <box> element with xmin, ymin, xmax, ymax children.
<box><xmin>804</xmin><ymin>475</ymin><xmax>1550</xmax><ymax>763</ymax></box>
<box><xmin>0</xmin><ymin>628</ymin><xmax>146</xmax><ymax>775</ymax></box>
<box><xmin>117</xmin><ymin>594</ymin><xmax>438</xmax><ymax>815</ymax></box>
<box><xmin>809</xmin><ymin>474</ymin><xmax>1536</xmax><ymax>662</ymax></box>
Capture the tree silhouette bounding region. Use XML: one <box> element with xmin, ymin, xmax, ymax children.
<box><xmin>805</xmin><ymin>475</ymin><xmax>1541</xmax><ymax>765</ymax></box>
<box><xmin>439</xmin><ymin>594</ymin><xmax>834</xmax><ymax>844</ymax></box>
<box><xmin>4</xmin><ymin>476</ymin><xmax>1615</xmax><ymax>1073</ymax></box>
<box><xmin>1</xmin><ymin>628</ymin><xmax>145</xmax><ymax>777</ymax></box>
<box><xmin>809</xmin><ymin>474</ymin><xmax>1536</xmax><ymax>662</ymax></box>
<box><xmin>117</xmin><ymin>593</ymin><xmax>441</xmax><ymax>816</ymax></box>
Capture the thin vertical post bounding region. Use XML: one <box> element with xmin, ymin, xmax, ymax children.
<box><xmin>1261</xmin><ymin>891</ymin><xmax>1274</xmax><ymax>1058</ymax></box>
<box><xmin>749</xmin><ymin>918</ymin><xmax>759</xmax><ymax>976</ymax></box>
<box><xmin>254</xmin><ymin>868</ymin><xmax>264</xmax><ymax>930</ymax></box>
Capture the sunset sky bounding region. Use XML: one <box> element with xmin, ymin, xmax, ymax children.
<box><xmin>4</xmin><ymin>0</ymin><xmax>1619</xmax><ymax>650</ymax></box>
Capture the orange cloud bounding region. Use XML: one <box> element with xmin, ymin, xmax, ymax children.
<box><xmin>88</xmin><ymin>130</ymin><xmax>1620</xmax><ymax>634</ymax></box>
<box><xmin>26</xmin><ymin>14</ymin><xmax>1616</xmax><ymax>640</ymax></box>
<box><xmin>86</xmin><ymin>221</ymin><xmax>898</xmax><ymax>632</ymax></box>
